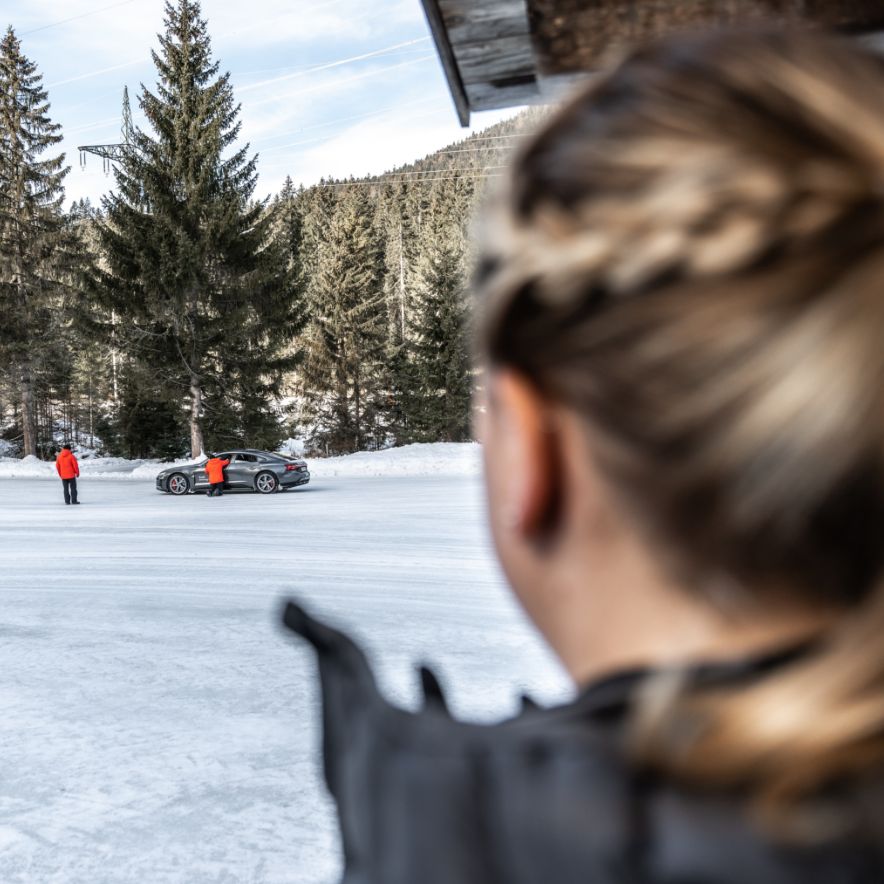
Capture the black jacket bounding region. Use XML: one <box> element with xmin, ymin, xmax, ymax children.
<box><xmin>283</xmin><ymin>603</ymin><xmax>884</xmax><ymax>884</ymax></box>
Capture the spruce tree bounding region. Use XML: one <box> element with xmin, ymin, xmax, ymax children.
<box><xmin>0</xmin><ymin>27</ymin><xmax>70</xmax><ymax>457</ymax></box>
<box><xmin>300</xmin><ymin>187</ymin><xmax>387</xmax><ymax>454</ymax></box>
<box><xmin>274</xmin><ymin>175</ymin><xmax>309</xmax><ymax>353</ymax></box>
<box><xmin>376</xmin><ymin>185</ymin><xmax>414</xmax><ymax>444</ymax></box>
<box><xmin>409</xmin><ymin>228</ymin><xmax>473</xmax><ymax>442</ymax></box>
<box><xmin>97</xmin><ymin>0</ymin><xmax>300</xmax><ymax>457</ymax></box>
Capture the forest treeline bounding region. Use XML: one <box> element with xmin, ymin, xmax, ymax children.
<box><xmin>0</xmin><ymin>0</ymin><xmax>539</xmax><ymax>460</ymax></box>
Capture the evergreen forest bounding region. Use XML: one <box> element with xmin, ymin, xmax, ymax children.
<box><xmin>0</xmin><ymin>1</ymin><xmax>537</xmax><ymax>460</ymax></box>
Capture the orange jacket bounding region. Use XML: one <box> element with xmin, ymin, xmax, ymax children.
<box><xmin>56</xmin><ymin>449</ymin><xmax>79</xmax><ymax>480</ymax></box>
<box><xmin>205</xmin><ymin>457</ymin><xmax>229</xmax><ymax>484</ymax></box>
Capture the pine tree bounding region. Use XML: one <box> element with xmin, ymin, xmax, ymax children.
<box><xmin>97</xmin><ymin>0</ymin><xmax>300</xmax><ymax>457</ymax></box>
<box><xmin>0</xmin><ymin>27</ymin><xmax>71</xmax><ymax>457</ymax></box>
<box><xmin>97</xmin><ymin>361</ymin><xmax>188</xmax><ymax>460</ymax></box>
<box><xmin>277</xmin><ymin>178</ymin><xmax>303</xmax><ymax>270</ymax></box>
<box><xmin>274</xmin><ymin>175</ymin><xmax>309</xmax><ymax>354</ymax></box>
<box><xmin>408</xmin><ymin>228</ymin><xmax>473</xmax><ymax>442</ymax></box>
<box><xmin>373</xmin><ymin>185</ymin><xmax>408</xmax><ymax>443</ymax></box>
<box><xmin>300</xmin><ymin>187</ymin><xmax>387</xmax><ymax>454</ymax></box>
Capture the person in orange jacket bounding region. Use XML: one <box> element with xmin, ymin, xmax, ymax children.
<box><xmin>55</xmin><ymin>444</ymin><xmax>80</xmax><ymax>505</ymax></box>
<box><xmin>205</xmin><ymin>453</ymin><xmax>230</xmax><ymax>497</ymax></box>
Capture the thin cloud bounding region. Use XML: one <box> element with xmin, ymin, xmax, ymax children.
<box><xmin>249</xmin><ymin>95</ymin><xmax>442</xmax><ymax>147</ymax></box>
<box><xmin>20</xmin><ymin>0</ymin><xmax>140</xmax><ymax>35</ymax></box>
<box><xmin>245</xmin><ymin>54</ymin><xmax>437</xmax><ymax>111</ymax></box>
<box><xmin>47</xmin><ymin>58</ymin><xmax>148</xmax><ymax>89</ymax></box>
<box><xmin>256</xmin><ymin>98</ymin><xmax>447</xmax><ymax>156</ymax></box>
<box><xmin>236</xmin><ymin>37</ymin><xmax>430</xmax><ymax>95</ymax></box>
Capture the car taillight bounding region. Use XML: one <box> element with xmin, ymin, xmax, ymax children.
<box><xmin>285</xmin><ymin>464</ymin><xmax>296</xmax><ymax>471</ymax></box>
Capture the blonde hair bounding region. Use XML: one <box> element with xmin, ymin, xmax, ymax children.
<box><xmin>477</xmin><ymin>29</ymin><xmax>884</xmax><ymax>816</ymax></box>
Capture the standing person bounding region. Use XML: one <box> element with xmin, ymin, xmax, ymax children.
<box><xmin>55</xmin><ymin>444</ymin><xmax>80</xmax><ymax>505</ymax></box>
<box><xmin>204</xmin><ymin>453</ymin><xmax>229</xmax><ymax>497</ymax></box>
<box><xmin>284</xmin><ymin>29</ymin><xmax>884</xmax><ymax>883</ymax></box>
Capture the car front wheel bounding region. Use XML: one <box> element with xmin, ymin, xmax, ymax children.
<box><xmin>255</xmin><ymin>471</ymin><xmax>278</xmax><ymax>494</ymax></box>
<box><xmin>168</xmin><ymin>473</ymin><xmax>189</xmax><ymax>495</ymax></box>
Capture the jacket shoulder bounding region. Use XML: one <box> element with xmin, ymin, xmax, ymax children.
<box><xmin>283</xmin><ymin>604</ymin><xmax>884</xmax><ymax>884</ymax></box>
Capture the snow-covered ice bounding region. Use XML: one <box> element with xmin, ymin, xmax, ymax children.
<box><xmin>0</xmin><ymin>446</ymin><xmax>568</xmax><ymax>883</ymax></box>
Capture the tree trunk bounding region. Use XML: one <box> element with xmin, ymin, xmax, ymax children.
<box><xmin>398</xmin><ymin>220</ymin><xmax>406</xmax><ymax>342</ymax></box>
<box><xmin>89</xmin><ymin>380</ymin><xmax>95</xmax><ymax>449</ymax></box>
<box><xmin>110</xmin><ymin>310</ymin><xmax>119</xmax><ymax>404</ymax></box>
<box><xmin>20</xmin><ymin>365</ymin><xmax>37</xmax><ymax>458</ymax></box>
<box><xmin>354</xmin><ymin>362</ymin><xmax>362</xmax><ymax>452</ymax></box>
<box><xmin>189</xmin><ymin>375</ymin><xmax>204</xmax><ymax>457</ymax></box>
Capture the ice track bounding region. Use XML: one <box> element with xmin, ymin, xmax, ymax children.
<box><xmin>0</xmin><ymin>475</ymin><xmax>568</xmax><ymax>883</ymax></box>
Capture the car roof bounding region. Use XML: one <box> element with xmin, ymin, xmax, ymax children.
<box><xmin>218</xmin><ymin>448</ymin><xmax>280</xmax><ymax>457</ymax></box>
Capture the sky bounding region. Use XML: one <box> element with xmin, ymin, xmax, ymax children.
<box><xmin>7</xmin><ymin>0</ymin><xmax>520</xmax><ymax>208</ymax></box>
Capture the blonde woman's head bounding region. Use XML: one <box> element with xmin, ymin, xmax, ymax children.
<box><xmin>476</xmin><ymin>29</ymin><xmax>884</xmax><ymax>814</ymax></box>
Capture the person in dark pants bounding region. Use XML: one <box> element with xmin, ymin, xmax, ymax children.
<box><xmin>205</xmin><ymin>453</ymin><xmax>229</xmax><ymax>497</ymax></box>
<box><xmin>55</xmin><ymin>444</ymin><xmax>80</xmax><ymax>505</ymax></box>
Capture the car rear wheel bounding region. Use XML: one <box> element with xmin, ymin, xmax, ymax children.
<box><xmin>168</xmin><ymin>473</ymin><xmax>189</xmax><ymax>495</ymax></box>
<box><xmin>255</xmin><ymin>471</ymin><xmax>278</xmax><ymax>494</ymax></box>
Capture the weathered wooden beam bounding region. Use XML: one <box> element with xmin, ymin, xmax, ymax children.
<box><xmin>456</xmin><ymin>36</ymin><xmax>537</xmax><ymax>83</ymax></box>
<box><xmin>420</xmin><ymin>0</ymin><xmax>473</xmax><ymax>126</ymax></box>
<box><xmin>466</xmin><ymin>79</ymin><xmax>544</xmax><ymax>111</ymax></box>
<box><xmin>439</xmin><ymin>0</ymin><xmax>540</xmax><ymax>113</ymax></box>
<box><xmin>438</xmin><ymin>0</ymin><xmax>532</xmax><ymax>43</ymax></box>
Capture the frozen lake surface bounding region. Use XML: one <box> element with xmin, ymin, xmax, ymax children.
<box><xmin>0</xmin><ymin>472</ymin><xmax>568</xmax><ymax>883</ymax></box>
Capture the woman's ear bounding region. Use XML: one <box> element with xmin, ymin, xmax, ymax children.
<box><xmin>484</xmin><ymin>370</ymin><xmax>563</xmax><ymax>543</ymax></box>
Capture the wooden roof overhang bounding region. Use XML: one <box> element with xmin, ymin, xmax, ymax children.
<box><xmin>421</xmin><ymin>0</ymin><xmax>884</xmax><ymax>125</ymax></box>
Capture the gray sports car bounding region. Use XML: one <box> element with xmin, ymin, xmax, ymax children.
<box><xmin>155</xmin><ymin>449</ymin><xmax>310</xmax><ymax>495</ymax></box>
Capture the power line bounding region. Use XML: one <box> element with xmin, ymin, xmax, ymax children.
<box><xmin>316</xmin><ymin>173</ymin><xmax>505</xmax><ymax>188</ymax></box>
<box><xmin>258</xmin><ymin>117</ymin><xmax>524</xmax><ymax>164</ymax></box>
<box><xmin>257</xmin><ymin>109</ymin><xmax>525</xmax><ymax>161</ymax></box>
<box><xmin>451</xmin><ymin>134</ymin><xmax>530</xmax><ymax>142</ymax></box>
<box><xmin>319</xmin><ymin>177</ymin><xmax>504</xmax><ymax>188</ymax></box>
<box><xmin>420</xmin><ymin>146</ymin><xmax>518</xmax><ymax>156</ymax></box>
<box><xmin>381</xmin><ymin>166</ymin><xmax>509</xmax><ymax>177</ymax></box>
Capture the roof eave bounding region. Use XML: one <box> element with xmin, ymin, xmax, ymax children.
<box><xmin>420</xmin><ymin>0</ymin><xmax>472</xmax><ymax>126</ymax></box>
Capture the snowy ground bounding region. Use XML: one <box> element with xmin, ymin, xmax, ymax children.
<box><xmin>0</xmin><ymin>448</ymin><xmax>569</xmax><ymax>883</ymax></box>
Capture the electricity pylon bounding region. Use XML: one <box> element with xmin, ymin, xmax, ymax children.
<box><xmin>78</xmin><ymin>86</ymin><xmax>134</xmax><ymax>174</ymax></box>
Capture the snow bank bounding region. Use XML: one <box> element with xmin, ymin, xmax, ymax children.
<box><xmin>276</xmin><ymin>437</ymin><xmax>306</xmax><ymax>458</ymax></box>
<box><xmin>0</xmin><ymin>454</ymin><xmax>203</xmax><ymax>481</ymax></box>
<box><xmin>0</xmin><ymin>443</ymin><xmax>482</xmax><ymax>481</ymax></box>
<box><xmin>312</xmin><ymin>443</ymin><xmax>482</xmax><ymax>478</ymax></box>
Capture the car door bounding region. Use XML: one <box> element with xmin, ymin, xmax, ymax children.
<box><xmin>217</xmin><ymin>453</ymin><xmax>246</xmax><ymax>489</ymax></box>
<box><xmin>194</xmin><ymin>453</ymin><xmax>235</xmax><ymax>489</ymax></box>
<box><xmin>192</xmin><ymin>456</ymin><xmax>213</xmax><ymax>490</ymax></box>
<box><xmin>227</xmin><ymin>453</ymin><xmax>262</xmax><ymax>489</ymax></box>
